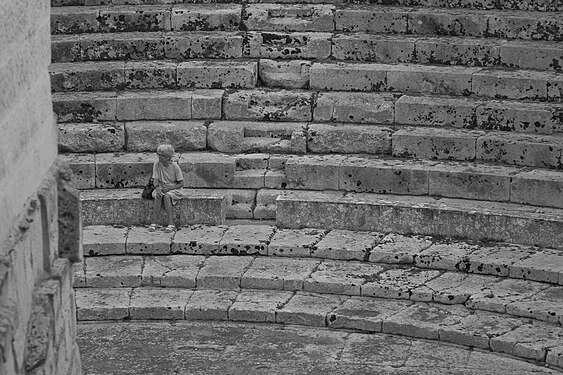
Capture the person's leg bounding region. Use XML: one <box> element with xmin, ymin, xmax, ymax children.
<box><xmin>163</xmin><ymin>194</ymin><xmax>174</xmax><ymax>226</ymax></box>
<box><xmin>151</xmin><ymin>192</ymin><xmax>163</xmax><ymax>229</ymax></box>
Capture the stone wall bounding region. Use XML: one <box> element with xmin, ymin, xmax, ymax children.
<box><xmin>0</xmin><ymin>1</ymin><xmax>83</xmax><ymax>374</ymax></box>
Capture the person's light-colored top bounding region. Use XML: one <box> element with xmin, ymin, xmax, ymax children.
<box><xmin>152</xmin><ymin>161</ymin><xmax>184</xmax><ymax>204</ymax></box>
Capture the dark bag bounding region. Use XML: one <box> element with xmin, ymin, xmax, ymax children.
<box><xmin>142</xmin><ymin>177</ymin><xmax>155</xmax><ymax>200</ymax></box>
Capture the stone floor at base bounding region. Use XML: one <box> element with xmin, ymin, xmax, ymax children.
<box><xmin>77</xmin><ymin>320</ymin><xmax>560</xmax><ymax>375</ymax></box>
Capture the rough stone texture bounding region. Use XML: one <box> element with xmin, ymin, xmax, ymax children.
<box><xmin>170</xmin><ymin>4</ymin><xmax>241</xmax><ymax>32</ymax></box>
<box><xmin>487</xmin><ymin>12</ymin><xmax>563</xmax><ymax>41</ymax></box>
<box><xmin>312</xmin><ymin>229</ymin><xmax>382</xmax><ymax>261</ymax></box>
<box><xmin>491</xmin><ymin>322</ymin><xmax>563</xmax><ymax>362</ymax></box>
<box><xmin>177</xmin><ymin>61</ymin><xmax>257</xmax><ymax>89</ymax></box>
<box><xmin>243</xmin><ymin>31</ymin><xmax>331</xmax><ymax>59</ymax></box>
<box><xmin>332</xmin><ymin>34</ymin><xmax>416</xmax><ymax>63</ymax></box>
<box><xmin>254</xmin><ymin>189</ymin><xmax>282</xmax><ymax>219</ymax></box>
<box><xmin>307</xmin><ymin>124</ymin><xmax>393</xmax><ymax>154</ymax></box>
<box><xmin>125</xmin><ymin>121</ymin><xmax>207</xmax><ymax>152</ymax></box>
<box><xmin>178</xmin><ymin>152</ymin><xmax>236</xmax><ymax>188</ymax></box>
<box><xmin>58</xmin><ymin>122</ymin><xmax>125</xmax><ymax>153</ymax></box>
<box><xmin>415</xmin><ymin>241</ymin><xmax>480</xmax><ymax>271</ymax></box>
<box><xmin>196</xmin><ymin>256</ymin><xmax>254</xmax><ymax>290</ymax></box>
<box><xmin>95</xmin><ymin>152</ymin><xmax>153</xmax><ymax>189</ymax></box>
<box><xmin>472</xmin><ymin>69</ymin><xmax>550</xmax><ymax>100</ymax></box>
<box><xmin>305</xmin><ymin>260</ymin><xmax>384</xmax><ymax>296</ymax></box>
<box><xmin>415</xmin><ymin>36</ymin><xmax>502</xmax><ymax>67</ymax></box>
<box><xmin>84</xmin><ymin>256</ymin><xmax>143</xmax><ymax>288</ymax></box>
<box><xmin>475</xmin><ymin>101</ymin><xmax>562</xmax><ymax>134</ymax></box>
<box><xmin>184</xmin><ymin>289</ymin><xmax>238</xmax><ymax>321</ymax></box>
<box><xmin>78</xmin><ymin>32</ymin><xmax>166</xmax><ymax>62</ymax></box>
<box><xmin>408</xmin><ymin>9</ymin><xmax>489</xmax><ymax>37</ymax></box>
<box><xmin>310</xmin><ymin>62</ymin><xmax>387</xmax><ymax>91</ymax></box>
<box><xmin>276</xmin><ymin>292</ymin><xmax>347</xmax><ymax>327</ymax></box>
<box><xmin>268</xmin><ymin>228</ymin><xmax>326</xmax><ymax>257</ymax></box>
<box><xmin>83</xmin><ymin>225</ymin><xmax>127</xmax><ymax>256</ymax></box>
<box><xmin>362</xmin><ymin>267</ymin><xmax>441</xmax><ymax>300</ymax></box>
<box><xmin>335</xmin><ymin>7</ymin><xmax>409</xmax><ymax>33</ymax></box>
<box><xmin>165</xmin><ymin>31</ymin><xmax>243</xmax><ymax>59</ymax></box>
<box><xmin>511</xmin><ymin>170</ymin><xmax>563</xmax><ymax>208</ymax></box>
<box><xmin>129</xmin><ymin>288</ymin><xmax>193</xmax><ymax>320</ymax></box>
<box><xmin>461</xmin><ymin>243</ymin><xmax>535</xmax><ymax>277</ymax></box>
<box><xmin>116</xmin><ymin>90</ymin><xmax>192</xmax><ymax>121</ymax></box>
<box><xmin>500</xmin><ymin>40</ymin><xmax>563</xmax><ymax>72</ymax></box>
<box><xmin>50</xmin><ymin>61</ymin><xmax>126</xmax><ymax>92</ymax></box>
<box><xmin>229</xmin><ymin>289</ymin><xmax>293</xmax><ymax>323</ymax></box>
<box><xmin>123</xmin><ymin>60</ymin><xmax>177</xmax><ymax>90</ymax></box>
<box><xmin>258</xmin><ymin>59</ymin><xmax>311</xmax><ymax>89</ymax></box>
<box><xmin>127</xmin><ymin>226</ymin><xmax>174</xmax><ymax>255</ymax></box>
<box><xmin>75</xmin><ymin>288</ymin><xmax>131</xmax><ymax>321</ymax></box>
<box><xmin>58</xmin><ymin>154</ymin><xmax>96</xmax><ymax>189</ymax></box>
<box><xmin>218</xmin><ymin>224</ymin><xmax>274</xmax><ymax>255</ymax></box>
<box><xmin>241</xmin><ymin>257</ymin><xmax>319</xmax><ymax>291</ymax></box>
<box><xmin>244</xmin><ymin>4</ymin><xmax>335</xmax><ymax>32</ymax></box>
<box><xmin>223</xmin><ymin>90</ymin><xmax>313</xmax><ymax>122</ymax></box>
<box><xmin>395</xmin><ymin>95</ymin><xmax>478</xmax><ymax>128</ymax></box>
<box><xmin>144</xmin><ymin>255</ymin><xmax>205</xmax><ymax>288</ymax></box>
<box><xmin>52</xmin><ymin>91</ymin><xmax>117</xmax><ymax>123</ymax></box>
<box><xmin>283</xmin><ymin>155</ymin><xmax>344</xmax><ymax>191</ymax></box>
<box><xmin>314</xmin><ymin>92</ymin><xmax>395</xmax><ymax>124</ymax></box>
<box><xmin>509</xmin><ymin>249</ymin><xmax>563</xmax><ymax>284</ymax></box>
<box><xmin>171</xmin><ymin>224</ymin><xmax>227</xmax><ymax>254</ymax></box>
<box><xmin>388</xmin><ymin>65</ymin><xmax>478</xmax><ymax>96</ymax></box>
<box><xmin>369</xmin><ymin>233</ymin><xmax>433</xmax><ymax>264</ymax></box>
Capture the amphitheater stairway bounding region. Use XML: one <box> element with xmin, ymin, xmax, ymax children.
<box><xmin>49</xmin><ymin>0</ymin><xmax>563</xmax><ymax>370</ymax></box>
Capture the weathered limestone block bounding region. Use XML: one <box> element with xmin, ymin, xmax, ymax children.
<box><xmin>408</xmin><ymin>9</ymin><xmax>488</xmax><ymax>37</ymax></box>
<box><xmin>50</xmin><ymin>61</ymin><xmax>126</xmax><ymax>92</ymax></box>
<box><xmin>197</xmin><ymin>256</ymin><xmax>254</xmax><ymax>288</ymax></box>
<box><xmin>200</xmin><ymin>188</ymin><xmax>255</xmax><ymax>219</ymax></box>
<box><xmin>312</xmin><ymin>229</ymin><xmax>382</xmax><ymax>261</ymax></box>
<box><xmin>450</xmin><ymin>0</ymin><xmax>562</xmax><ymax>11</ymax></box>
<box><xmin>178</xmin><ymin>152</ymin><xmax>236</xmax><ymax>188</ymax></box>
<box><xmin>116</xmin><ymin>90</ymin><xmax>192</xmax><ymax>120</ymax></box>
<box><xmin>170</xmin><ymin>4</ymin><xmax>241</xmax><ymax>32</ymax></box>
<box><xmin>51</xmin><ymin>7</ymin><xmax>100</xmax><ymax>34</ymax></box>
<box><xmin>127</xmin><ymin>227</ymin><xmax>173</xmax><ymax>255</ymax></box>
<box><xmin>415</xmin><ymin>36</ymin><xmax>502</xmax><ymax>66</ymax></box>
<box><xmin>125</xmin><ymin>121</ymin><xmax>207</xmax><ymax>152</ymax></box>
<box><xmin>487</xmin><ymin>12</ymin><xmax>563</xmax><ymax>41</ymax></box>
<box><xmin>395</xmin><ymin>95</ymin><xmax>477</xmax><ymax>128</ymax></box>
<box><xmin>310</xmin><ymin>62</ymin><xmax>387</xmax><ymax>91</ymax></box>
<box><xmin>57</xmin><ymin>154</ymin><xmax>96</xmax><ymax>189</ymax></box>
<box><xmin>505</xmin><ymin>287</ymin><xmax>563</xmax><ymax>324</ymax></box>
<box><xmin>232</xmin><ymin>169</ymin><xmax>264</xmax><ymax>189</ymax></box>
<box><xmin>491</xmin><ymin>323</ymin><xmax>563</xmax><ymax>363</ymax></box>
<box><xmin>460</xmin><ymin>244</ymin><xmax>534</xmax><ymax>277</ymax></box>
<box><xmin>80</xmin><ymin>32</ymin><xmax>166</xmax><ymax>61</ymax></box>
<box><xmin>171</xmin><ymin>225</ymin><xmax>227</xmax><ymax>255</ymax></box>
<box><xmin>97</xmin><ymin>5</ymin><xmax>171</xmax><ymax>32</ymax></box>
<box><xmin>24</xmin><ymin>294</ymin><xmax>53</xmax><ymax>373</ymax></box>
<box><xmin>276</xmin><ymin>292</ymin><xmax>346</xmax><ymax>327</ymax></box>
<box><xmin>165</xmin><ymin>31</ymin><xmax>243</xmax><ymax>59</ymax></box>
<box><xmin>207</xmin><ymin>121</ymin><xmax>244</xmax><ymax>152</ymax></box>
<box><xmin>241</xmin><ymin>257</ymin><xmax>319</xmax><ymax>290</ymax></box>
<box><xmin>82</xmin><ymin>225</ymin><xmax>127</xmax><ymax>256</ymax></box>
<box><xmin>415</xmin><ymin>241</ymin><xmax>480</xmax><ymax>271</ymax></box>
<box><xmin>476</xmin><ymin>133</ymin><xmax>563</xmax><ymax>168</ymax></box>
<box><xmin>243</xmin><ymin>31</ymin><xmax>331</xmax><ymax>59</ymax></box>
<box><xmin>307</xmin><ymin>124</ymin><xmax>392</xmax><ymax>154</ymax></box>
<box><xmin>314</xmin><ymin>92</ymin><xmax>395</xmax><ymax>124</ymax></box>
<box><xmin>475</xmin><ymin>101</ymin><xmax>561</xmax><ymax>134</ymax></box>
<box><xmin>254</xmin><ymin>189</ymin><xmax>283</xmax><ymax>219</ymax></box>
<box><xmin>393</xmin><ymin>127</ymin><xmax>483</xmax><ymax>161</ymax></box>
<box><xmin>223</xmin><ymin>90</ymin><xmax>313</xmax><ymax>121</ymax></box>
<box><xmin>369</xmin><ymin>233</ymin><xmax>432</xmax><ymax>263</ymax></box>
<box><xmin>57</xmin><ymin>162</ymin><xmax>83</xmax><ymax>262</ymax></box>
<box><xmin>244</xmin><ymin>4</ymin><xmax>335</xmax><ymax>32</ymax></box>
<box><xmin>229</xmin><ymin>290</ymin><xmax>293</xmax><ymax>323</ymax></box>
<box><xmin>235</xmin><ymin>153</ymin><xmax>270</xmax><ymax>170</ymax></box>
<box><xmin>184</xmin><ymin>290</ymin><xmax>237</xmax><ymax>321</ymax></box>
<box><xmin>511</xmin><ymin>170</ymin><xmax>563</xmax><ymax>208</ymax></box>
<box><xmin>268</xmin><ymin>228</ymin><xmax>325</xmax><ymax>257</ymax></box>
<box><xmin>362</xmin><ymin>267</ymin><xmax>440</xmax><ymax>300</ymax></box>
<box><xmin>51</xmin><ymin>35</ymin><xmax>82</xmax><ymax>63</ymax></box>
<box><xmin>509</xmin><ymin>249</ymin><xmax>563</xmax><ymax>284</ymax></box>
<box><xmin>52</xmin><ymin>91</ymin><xmax>117</xmax><ymax>123</ymax></box>
<box><xmin>428</xmin><ymin>162</ymin><xmax>513</xmax><ymax>201</ymax></box>
<box><xmin>328</xmin><ymin>297</ymin><xmax>411</xmax><ymax>332</ymax></box>
<box><xmin>388</xmin><ymin>65</ymin><xmax>477</xmax><ymax>96</ymax></box>
<box><xmin>339</xmin><ymin>157</ymin><xmax>431</xmax><ymax>195</ymax></box>
<box><xmin>177</xmin><ymin>61</ymin><xmax>257</xmax><ymax>89</ymax></box>
<box><xmin>81</xmin><ymin>189</ymin><xmax>226</xmax><ymax>226</ymax></box>
<box><xmin>332</xmin><ymin>34</ymin><xmax>416</xmax><ymax>63</ymax></box>
<box><xmin>129</xmin><ymin>288</ymin><xmax>193</xmax><ymax>320</ymax></box>
<box><xmin>335</xmin><ymin>7</ymin><xmax>408</xmax><ymax>33</ymax></box>
<box><xmin>124</xmin><ymin>61</ymin><xmax>177</xmax><ymax>89</ymax></box>
<box><xmin>258</xmin><ymin>59</ymin><xmax>311</xmax><ymax>89</ymax></box>
<box><xmin>218</xmin><ymin>224</ymin><xmax>274</xmax><ymax>255</ymax></box>
<box><xmin>306</xmin><ymin>260</ymin><xmax>382</xmax><ymax>295</ymax></box>
<box><xmin>192</xmin><ymin>89</ymin><xmax>223</xmax><ymax>119</ymax></box>
<box><xmin>58</xmin><ymin>123</ymin><xmax>125</xmax><ymax>153</ymax></box>
<box><xmin>284</xmin><ymin>155</ymin><xmax>345</xmax><ymax>190</ymax></box>
<box><xmin>548</xmin><ymin>75</ymin><xmax>563</xmax><ymax>102</ymax></box>
<box><xmin>472</xmin><ymin>69</ymin><xmax>549</xmax><ymax>100</ymax></box>
<box><xmin>500</xmin><ymin>40</ymin><xmax>563</xmax><ymax>72</ymax></box>
<box><xmin>75</xmin><ymin>288</ymin><xmax>131</xmax><ymax>320</ymax></box>
<box><xmin>95</xmin><ymin>153</ymin><xmax>152</xmax><ymax>188</ymax></box>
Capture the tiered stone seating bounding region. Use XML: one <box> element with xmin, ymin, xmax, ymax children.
<box><xmin>51</xmin><ymin>0</ymin><xmax>563</xmax><ymax>370</ymax></box>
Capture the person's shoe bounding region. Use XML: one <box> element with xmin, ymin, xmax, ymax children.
<box><xmin>164</xmin><ymin>225</ymin><xmax>176</xmax><ymax>233</ymax></box>
<box><xmin>148</xmin><ymin>224</ymin><xmax>157</xmax><ymax>232</ymax></box>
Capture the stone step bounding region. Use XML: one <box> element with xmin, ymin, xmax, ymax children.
<box><xmin>276</xmin><ymin>190</ymin><xmax>563</xmax><ymax>249</ymax></box>
<box><xmin>73</xmin><ymin>251</ymin><xmax>563</xmax><ymax>324</ymax></box>
<box><xmin>53</xmin><ymin>32</ymin><xmax>563</xmax><ymax>73</ymax></box>
<box><xmin>50</xmin><ymin>0</ymin><xmax>563</xmax><ymax>12</ymax></box>
<box><xmin>81</xmin><ymin>224</ymin><xmax>563</xmax><ymax>286</ymax></box>
<box><xmin>80</xmin><ymin>188</ymin><xmax>227</xmax><ymax>226</ymax></box>
<box><xmin>52</xmin><ymin>89</ymin><xmax>563</xmax><ymax>128</ymax></box>
<box><xmin>73</xmin><ymin>286</ymin><xmax>563</xmax><ymax>369</ymax></box>
<box><xmin>51</xmin><ymin>4</ymin><xmax>563</xmax><ymax>42</ymax></box>
<box><xmin>60</xmin><ymin>151</ymin><xmax>563</xmax><ymax>209</ymax></box>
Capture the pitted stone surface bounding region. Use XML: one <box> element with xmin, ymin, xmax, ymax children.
<box><xmin>258</xmin><ymin>59</ymin><xmax>311</xmax><ymax>89</ymax></box>
<box><xmin>59</xmin><ymin>153</ymin><xmax>97</xmax><ymax>189</ymax></box>
<box><xmin>415</xmin><ymin>36</ymin><xmax>502</xmax><ymax>67</ymax></box>
<box><xmin>165</xmin><ymin>31</ymin><xmax>243</xmax><ymax>59</ymax></box>
<box><xmin>327</xmin><ymin>296</ymin><xmax>412</xmax><ymax>332</ymax></box>
<box><xmin>51</xmin><ymin>7</ymin><xmax>102</xmax><ymax>35</ymax></box>
<box><xmin>466</xmin><ymin>278</ymin><xmax>550</xmax><ymax>314</ymax></box>
<box><xmin>369</xmin><ymin>233</ymin><xmax>433</xmax><ymax>264</ymax></box>
<box><xmin>388</xmin><ymin>65</ymin><xmax>478</xmax><ymax>96</ymax></box>
<box><xmin>335</xmin><ymin>6</ymin><xmax>409</xmax><ymax>34</ymax></box>
<box><xmin>50</xmin><ymin>61</ymin><xmax>126</xmax><ymax>91</ymax></box>
<box><xmin>268</xmin><ymin>228</ymin><xmax>326</xmax><ymax>257</ymax></box>
<box><xmin>307</xmin><ymin>124</ymin><xmax>393</xmax><ymax>154</ymax></box>
<box><xmin>284</xmin><ymin>154</ymin><xmax>346</xmax><ymax>191</ymax></box>
<box><xmin>472</xmin><ymin>69</ymin><xmax>550</xmax><ymax>100</ymax></box>
<box><xmin>487</xmin><ymin>12</ymin><xmax>563</xmax><ymax>41</ymax></box>
<box><xmin>53</xmin><ymin>91</ymin><xmax>117</xmax><ymax>123</ymax></box>
<box><xmin>510</xmin><ymin>249</ymin><xmax>563</xmax><ymax>284</ymax></box>
<box><xmin>409</xmin><ymin>9</ymin><xmax>488</xmax><ymax>37</ymax></box>
<box><xmin>305</xmin><ymin>260</ymin><xmax>384</xmax><ymax>296</ymax></box>
<box><xmin>218</xmin><ymin>225</ymin><xmax>274</xmax><ymax>255</ymax></box>
<box><xmin>125</xmin><ymin>121</ymin><xmax>207</xmax><ymax>152</ymax></box>
<box><xmin>312</xmin><ymin>229</ymin><xmax>382</xmax><ymax>261</ymax></box>
<box><xmin>223</xmin><ymin>90</ymin><xmax>313</xmax><ymax>122</ymax></box>
<box><xmin>228</xmin><ymin>289</ymin><xmax>293</xmax><ymax>323</ymax></box>
<box><xmin>314</xmin><ymin>92</ymin><xmax>395</xmax><ymax>123</ymax></box>
<box><xmin>192</xmin><ymin>89</ymin><xmax>223</xmax><ymax>119</ymax></box>
<box><xmin>417</xmin><ymin>272</ymin><xmax>501</xmax><ymax>304</ymax></box>
<box><xmin>255</xmin><ymin>189</ymin><xmax>283</xmax><ymax>219</ymax></box>
<box><xmin>116</xmin><ymin>90</ymin><xmax>192</xmax><ymax>121</ymax></box>
<box><xmin>395</xmin><ymin>95</ymin><xmax>478</xmax><ymax>128</ymax></box>
<box><xmin>362</xmin><ymin>267</ymin><xmax>442</xmax><ymax>300</ymax></box>
<box><xmin>170</xmin><ymin>4</ymin><xmax>241</xmax><ymax>32</ymax></box>
<box><xmin>74</xmin><ymin>263</ymin><xmax>86</xmax><ymax>288</ymax></box>
<box><xmin>332</xmin><ymin>34</ymin><xmax>416</xmax><ymax>63</ymax></box>
<box><xmin>177</xmin><ymin>61</ymin><xmax>257</xmax><ymax>89</ymax></box>
<box><xmin>95</xmin><ymin>152</ymin><xmax>152</xmax><ymax>189</ymax></box>
<box><xmin>123</xmin><ymin>60</ymin><xmax>176</xmax><ymax>89</ymax></box>
<box><xmin>97</xmin><ymin>5</ymin><xmax>172</xmax><ymax>33</ymax></box>
<box><xmin>75</xmin><ymin>288</ymin><xmax>131</xmax><ymax>321</ymax></box>
<box><xmin>59</xmin><ymin>122</ymin><xmax>125</xmax><ymax>153</ymax></box>
<box><xmin>184</xmin><ymin>289</ymin><xmax>238</xmax><ymax>321</ymax></box>
<box><xmin>197</xmin><ymin>256</ymin><xmax>254</xmax><ymax>290</ymax></box>
<box><xmin>243</xmin><ymin>31</ymin><xmax>332</xmax><ymax>59</ymax></box>
<box><xmin>142</xmin><ymin>255</ymin><xmax>204</xmax><ymax>288</ymax></box>
<box><xmin>476</xmin><ymin>101</ymin><xmax>562</xmax><ymax>134</ymax></box>
<box><xmin>171</xmin><ymin>224</ymin><xmax>228</xmax><ymax>254</ymax></box>
<box><xmin>416</xmin><ymin>241</ymin><xmax>480</xmax><ymax>271</ymax></box>
<box><xmin>244</xmin><ymin>4</ymin><xmax>335</xmax><ymax>32</ymax></box>
<box><xmin>83</xmin><ymin>225</ymin><xmax>127</xmax><ymax>256</ymax></box>
<box><xmin>310</xmin><ymin>62</ymin><xmax>387</xmax><ymax>91</ymax></box>
<box><xmin>461</xmin><ymin>243</ymin><xmax>536</xmax><ymax>277</ymax></box>
<box><xmin>241</xmin><ymin>257</ymin><xmax>320</xmax><ymax>291</ymax></box>
<box><xmin>500</xmin><ymin>40</ymin><xmax>563</xmax><ymax>72</ymax></box>
<box><xmin>78</xmin><ymin>32</ymin><xmax>166</xmax><ymax>62</ymax></box>
<box><xmin>506</xmin><ymin>287</ymin><xmax>563</xmax><ymax>324</ymax></box>
<box><xmin>511</xmin><ymin>170</ymin><xmax>563</xmax><ymax>209</ymax></box>
<box><xmin>84</xmin><ymin>256</ymin><xmax>143</xmax><ymax>288</ymax></box>
<box><xmin>276</xmin><ymin>292</ymin><xmax>347</xmax><ymax>327</ymax></box>
<box><xmin>127</xmin><ymin>226</ymin><xmax>173</xmax><ymax>255</ymax></box>
<box><xmin>129</xmin><ymin>288</ymin><xmax>193</xmax><ymax>320</ymax></box>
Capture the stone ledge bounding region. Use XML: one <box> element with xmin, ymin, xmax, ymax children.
<box><xmin>74</xmin><ymin>287</ymin><xmax>563</xmax><ymax>369</ymax></box>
